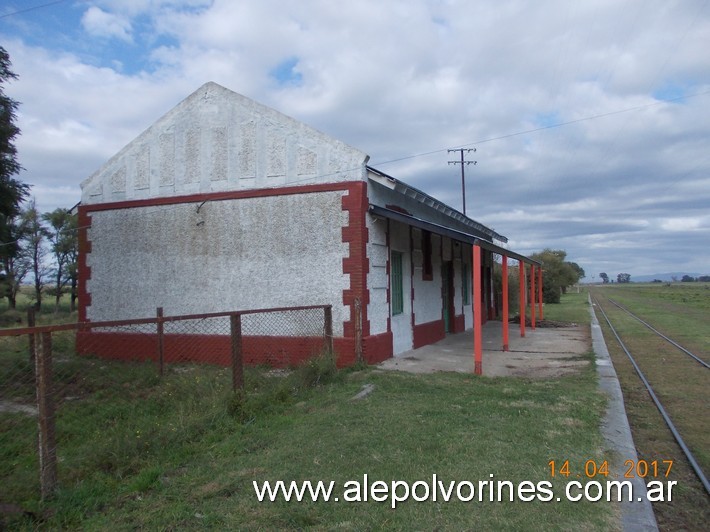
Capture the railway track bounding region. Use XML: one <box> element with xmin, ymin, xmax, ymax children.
<box><xmin>590</xmin><ymin>292</ymin><xmax>710</xmax><ymax>499</ymax></box>
<box><xmin>606</xmin><ymin>298</ymin><xmax>710</xmax><ymax>370</ymax></box>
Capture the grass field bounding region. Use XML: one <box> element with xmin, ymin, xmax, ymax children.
<box><xmin>591</xmin><ymin>282</ymin><xmax>710</xmax><ymax>530</ymax></box>
<box><xmin>0</xmin><ymin>288</ymin><xmax>77</xmax><ymax>328</ymax></box>
<box><xmin>1</xmin><ymin>291</ymin><xmax>619</xmax><ymax>530</ymax></box>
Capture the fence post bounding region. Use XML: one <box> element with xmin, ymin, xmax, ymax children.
<box><xmin>34</xmin><ymin>331</ymin><xmax>57</xmax><ymax>500</ymax></box>
<box><xmin>230</xmin><ymin>314</ymin><xmax>244</xmax><ymax>391</ymax></box>
<box><xmin>354</xmin><ymin>298</ymin><xmax>363</xmax><ymax>364</ymax></box>
<box><xmin>156</xmin><ymin>307</ymin><xmax>164</xmax><ymax>376</ymax></box>
<box><xmin>28</xmin><ymin>307</ymin><xmax>36</xmax><ymax>364</ymax></box>
<box><xmin>324</xmin><ymin>305</ymin><xmax>333</xmax><ymax>354</ymax></box>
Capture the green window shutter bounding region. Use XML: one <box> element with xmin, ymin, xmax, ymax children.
<box><xmin>391</xmin><ymin>251</ymin><xmax>404</xmax><ymax>315</ymax></box>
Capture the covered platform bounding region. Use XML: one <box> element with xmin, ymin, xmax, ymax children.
<box><xmin>369</xmin><ymin>205</ymin><xmax>544</xmax><ymax>374</ymax></box>
<box><xmin>378</xmin><ymin>320</ymin><xmax>591</xmax><ymax>378</ymax></box>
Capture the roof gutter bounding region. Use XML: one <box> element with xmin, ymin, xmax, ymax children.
<box><xmin>369</xmin><ymin>204</ymin><xmax>540</xmax><ymax>265</ymax></box>
<box><xmin>366</xmin><ymin>165</ymin><xmax>508</xmax><ymax>243</ymax></box>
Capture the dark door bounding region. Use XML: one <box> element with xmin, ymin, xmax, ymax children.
<box><xmin>442</xmin><ymin>261</ymin><xmax>455</xmax><ymax>333</ymax></box>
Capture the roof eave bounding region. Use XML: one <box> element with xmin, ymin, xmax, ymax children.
<box><xmin>366</xmin><ymin>165</ymin><xmax>508</xmax><ymax>243</ymax></box>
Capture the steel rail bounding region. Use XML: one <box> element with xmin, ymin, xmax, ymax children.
<box><xmin>607</xmin><ymin>298</ymin><xmax>710</xmax><ymax>370</ymax></box>
<box><xmin>592</xmin><ymin>295</ymin><xmax>710</xmax><ymax>496</ymax></box>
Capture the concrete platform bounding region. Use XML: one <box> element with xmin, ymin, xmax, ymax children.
<box><xmin>378</xmin><ymin>320</ymin><xmax>591</xmax><ymax>378</ymax></box>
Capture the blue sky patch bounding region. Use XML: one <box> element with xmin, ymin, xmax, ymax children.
<box><xmin>1</xmin><ymin>2</ymin><xmax>182</xmax><ymax>75</ymax></box>
<box><xmin>652</xmin><ymin>83</ymin><xmax>688</xmax><ymax>103</ymax></box>
<box><xmin>269</xmin><ymin>57</ymin><xmax>303</xmax><ymax>86</ymax></box>
<box><xmin>533</xmin><ymin>111</ymin><xmax>562</xmax><ymax>129</ymax></box>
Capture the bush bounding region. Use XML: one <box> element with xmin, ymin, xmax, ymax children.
<box><xmin>226</xmin><ymin>389</ymin><xmax>254</xmax><ymax>423</ymax></box>
<box><xmin>542</xmin><ymin>269</ymin><xmax>561</xmax><ymax>304</ymax></box>
<box><xmin>293</xmin><ymin>351</ymin><xmax>339</xmax><ymax>388</ymax></box>
<box><xmin>0</xmin><ymin>309</ymin><xmax>23</xmax><ymax>327</ymax></box>
<box><xmin>226</xmin><ymin>352</ymin><xmax>341</xmax><ymax>424</ymax></box>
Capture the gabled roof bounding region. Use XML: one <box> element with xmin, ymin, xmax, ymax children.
<box><xmin>78</xmin><ymin>81</ymin><xmax>513</xmax><ymax>251</ymax></box>
<box><xmin>81</xmin><ymin>82</ymin><xmax>369</xmax><ymax>205</ymax></box>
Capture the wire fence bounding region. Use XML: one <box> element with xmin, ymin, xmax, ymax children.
<box><xmin>0</xmin><ymin>305</ymin><xmax>332</xmax><ymax>502</ymax></box>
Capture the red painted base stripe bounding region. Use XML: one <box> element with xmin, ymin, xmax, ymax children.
<box><xmin>76</xmin><ymin>331</ymin><xmax>327</xmax><ymax>368</ymax></box>
<box><xmin>413</xmin><ymin>319</ymin><xmax>445</xmax><ymax>349</ymax></box>
<box><xmin>76</xmin><ymin>330</ymin><xmax>393</xmax><ymax>368</ymax></box>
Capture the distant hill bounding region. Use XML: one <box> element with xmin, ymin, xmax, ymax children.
<box><xmin>631</xmin><ymin>272</ymin><xmax>704</xmax><ymax>283</ymax></box>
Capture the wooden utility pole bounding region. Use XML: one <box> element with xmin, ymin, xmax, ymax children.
<box><xmin>448</xmin><ymin>148</ymin><xmax>476</xmax><ymax>215</ymax></box>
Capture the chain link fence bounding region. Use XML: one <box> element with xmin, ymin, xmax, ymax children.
<box><xmin>0</xmin><ymin>305</ymin><xmax>332</xmax><ymax>505</ymax></box>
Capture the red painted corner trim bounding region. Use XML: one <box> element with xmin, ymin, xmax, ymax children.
<box><xmin>77</xmin><ymin>208</ymin><xmax>93</xmax><ymax>322</ymax></box>
<box><xmin>340</xmin><ymin>181</ymin><xmax>371</xmax><ymax>345</ymax></box>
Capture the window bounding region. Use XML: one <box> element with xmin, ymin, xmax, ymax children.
<box><xmin>462</xmin><ymin>263</ymin><xmax>470</xmax><ymax>305</ymax></box>
<box><xmin>422</xmin><ymin>230</ymin><xmax>433</xmax><ymax>280</ymax></box>
<box><xmin>391</xmin><ymin>251</ymin><xmax>404</xmax><ymax>315</ymax></box>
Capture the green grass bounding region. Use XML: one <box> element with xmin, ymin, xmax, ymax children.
<box><xmin>1</xmin><ymin>292</ymin><xmax>617</xmax><ymax>530</ymax></box>
<box><xmin>541</xmin><ymin>287</ymin><xmax>590</xmax><ymax>324</ymax></box>
<box><xmin>0</xmin><ymin>287</ymin><xmax>77</xmax><ymax>328</ymax></box>
<box><xmin>594</xmin><ymin>282</ymin><xmax>710</xmax><ymax>357</ymax></box>
<box><xmin>591</xmin><ymin>284</ymin><xmax>710</xmax><ymax>530</ymax></box>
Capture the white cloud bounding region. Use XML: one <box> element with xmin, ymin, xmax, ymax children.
<box><xmin>81</xmin><ymin>6</ymin><xmax>133</xmax><ymax>42</ymax></box>
<box><xmin>659</xmin><ymin>216</ymin><xmax>707</xmax><ymax>232</ymax></box>
<box><xmin>2</xmin><ymin>0</ymin><xmax>710</xmax><ymax>278</ymax></box>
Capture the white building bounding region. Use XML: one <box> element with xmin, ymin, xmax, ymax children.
<box><xmin>78</xmin><ymin>82</ymin><xmax>536</xmax><ymax>367</ymax></box>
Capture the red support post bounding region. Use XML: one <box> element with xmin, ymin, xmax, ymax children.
<box><xmin>537</xmin><ymin>267</ymin><xmax>544</xmax><ymax>320</ymax></box>
<box><xmin>519</xmin><ymin>261</ymin><xmax>526</xmax><ymax>337</ymax></box>
<box><xmin>530</xmin><ymin>264</ymin><xmax>536</xmax><ymax>330</ymax></box>
<box><xmin>473</xmin><ymin>245</ymin><xmax>483</xmax><ymax>375</ymax></box>
<box><xmin>502</xmin><ymin>255</ymin><xmax>509</xmax><ymax>351</ymax></box>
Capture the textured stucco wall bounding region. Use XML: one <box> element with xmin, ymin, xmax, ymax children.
<box><xmin>81</xmin><ymin>83</ymin><xmax>368</xmax><ymax>206</ymax></box>
<box><xmin>85</xmin><ymin>191</ymin><xmax>350</xmax><ymax>334</ymax></box>
<box><xmin>366</xmin><ymin>214</ymin><xmax>389</xmax><ymax>336</ymax></box>
<box><xmin>389</xmin><ymin>220</ymin><xmax>413</xmax><ymax>354</ymax></box>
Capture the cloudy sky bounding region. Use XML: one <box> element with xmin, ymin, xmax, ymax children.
<box><xmin>2</xmin><ymin>0</ymin><xmax>709</xmax><ymax>280</ymax></box>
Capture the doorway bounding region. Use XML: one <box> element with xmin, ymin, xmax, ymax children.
<box><xmin>442</xmin><ymin>261</ymin><xmax>455</xmax><ymax>333</ymax></box>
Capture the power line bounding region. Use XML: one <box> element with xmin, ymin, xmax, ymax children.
<box><xmin>371</xmin><ymin>89</ymin><xmax>710</xmax><ymax>167</ymax></box>
<box><xmin>0</xmin><ymin>0</ymin><xmax>73</xmax><ymax>20</ymax></box>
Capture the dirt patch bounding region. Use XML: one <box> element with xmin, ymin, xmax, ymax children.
<box><xmin>510</xmin><ymin>316</ymin><xmax>579</xmax><ymax>328</ymax></box>
<box><xmin>0</xmin><ymin>400</ymin><xmax>37</xmax><ymax>416</ymax></box>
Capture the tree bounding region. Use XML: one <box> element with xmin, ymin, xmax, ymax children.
<box><xmin>0</xmin><ymin>215</ymin><xmax>29</xmax><ymax>308</ymax></box>
<box><xmin>529</xmin><ymin>249</ymin><xmax>585</xmax><ymax>303</ymax></box>
<box><xmin>20</xmin><ymin>199</ymin><xmax>50</xmax><ymax>310</ymax></box>
<box><xmin>563</xmin><ymin>262</ymin><xmax>585</xmax><ymax>293</ymax></box>
<box><xmin>599</xmin><ymin>272</ymin><xmax>609</xmax><ymax>284</ymax></box>
<box><xmin>43</xmin><ymin>208</ymin><xmax>78</xmax><ymax>312</ymax></box>
<box><xmin>0</xmin><ymin>46</ymin><xmax>29</xmax><ymax>302</ymax></box>
<box><xmin>680</xmin><ymin>275</ymin><xmax>695</xmax><ymax>282</ymax></box>
<box><xmin>63</xmin><ymin>213</ymin><xmax>79</xmax><ymax>312</ymax></box>
<box><xmin>617</xmin><ymin>273</ymin><xmax>631</xmax><ymax>284</ymax></box>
